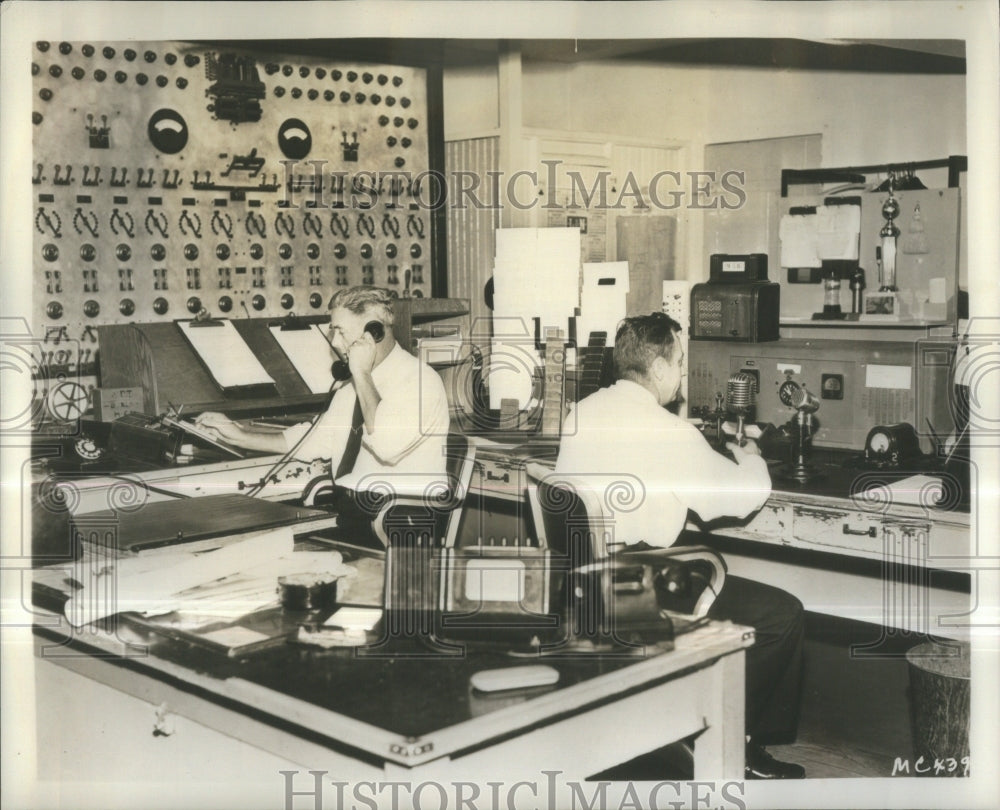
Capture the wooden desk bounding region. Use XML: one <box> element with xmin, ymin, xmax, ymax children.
<box><xmin>32</xmin><ymin>610</ymin><xmax>751</xmax><ymax>785</ymax></box>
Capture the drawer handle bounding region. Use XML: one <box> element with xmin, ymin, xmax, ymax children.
<box><xmin>486</xmin><ymin>471</ymin><xmax>510</xmax><ymax>483</ymax></box>
<box><xmin>842</xmin><ymin>524</ymin><xmax>877</xmax><ymax>537</ymax></box>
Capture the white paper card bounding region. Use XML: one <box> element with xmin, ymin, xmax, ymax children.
<box><xmin>177</xmin><ymin>319</ymin><xmax>275</xmax><ymax>390</ymax></box>
<box><xmin>865</xmin><ymin>364</ymin><xmax>912</xmax><ymax>390</ymax></box>
<box><xmin>270</xmin><ymin>324</ymin><xmax>335</xmax><ymax>394</ymax></box>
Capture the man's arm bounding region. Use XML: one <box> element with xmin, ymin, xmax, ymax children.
<box><xmin>193</xmin><ymin>412</ymin><xmax>288</xmax><ymax>454</ymax></box>
<box><xmin>678</xmin><ymin>431</ymin><xmax>772</xmax><ymax>523</ymax></box>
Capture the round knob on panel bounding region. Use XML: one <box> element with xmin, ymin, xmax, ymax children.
<box><xmin>315</xmin><ymin>67</ymin><xmax>326</xmax><ymax>79</ymax></box>
<box><xmin>387</xmin><ymin>136</ymin><xmax>397</xmax><ymax>147</ymax></box>
<box><xmin>346</xmin><ymin>71</ymin><xmax>357</xmax><ymax>82</ymax></box>
<box><xmin>333</xmin><ymin>243</ymin><xmax>347</xmax><ymax>259</ymax></box>
<box><xmin>278</xmin><ymin>243</ymin><xmax>293</xmax><ymax>260</ymax></box>
<box><xmin>282</xmin><ymin>64</ymin><xmax>293</xmax><ymax>77</ymax></box>
<box><xmin>49</xmin><ymin>65</ymin><xmax>63</xmax><ymax>78</ymax></box>
<box><xmin>115</xmin><ymin>243</ymin><xmax>132</xmax><ymax>262</ymax></box>
<box><xmin>251</xmin><ymin>294</ymin><xmax>266</xmax><ymax>311</ymax></box>
<box><xmin>102</xmin><ymin>46</ymin><xmax>115</xmax><ymax>59</ymax></box>
<box><xmin>324</xmin><ymin>90</ymin><xmax>335</xmax><ymax>102</ymax></box>
<box><xmin>410</xmin><ymin>243</ymin><xmax>422</xmax><ymax>259</ymax></box>
<box><xmin>401</xmin><ymin>97</ymin><xmax>411</xmax><ymax>108</ymax></box>
<box><xmin>291</xmin><ymin>88</ymin><xmax>302</xmax><ymax>99</ymax></box>
<box><xmin>184</xmin><ymin>54</ymin><xmax>200</xmax><ymax>68</ymax></box>
<box><xmin>377</xmin><ymin>74</ymin><xmax>388</xmax><ymax>86</ymax></box>
<box><xmin>42</xmin><ymin>243</ymin><xmax>59</xmax><ymax>262</ymax></box>
<box><xmin>340</xmin><ymin>91</ymin><xmax>351</xmax><ymax>103</ymax></box>
<box><xmin>165</xmin><ymin>53</ymin><xmax>177</xmax><ymax>66</ymax></box>
<box><xmin>184</xmin><ymin>243</ymin><xmax>199</xmax><ymax>261</ymax></box>
<box><xmin>355</xmin><ymin>92</ymin><xmax>366</xmax><ymax>104</ymax></box>
<box><xmin>72</xmin><ymin>67</ymin><xmax>85</xmax><ymax>80</ymax></box>
<box><xmin>218</xmin><ymin>295</ymin><xmax>233</xmax><ymax>313</ymax></box>
<box><xmin>119</xmin><ymin>298</ymin><xmax>135</xmax><ymax>316</ymax></box>
<box><xmin>362</xmin><ymin>72</ymin><xmax>373</xmax><ymax>84</ymax></box>
<box><xmin>136</xmin><ymin>73</ymin><xmax>148</xmax><ymax>86</ymax></box>
<box><xmin>274</xmin><ymin>86</ymin><xmax>285</xmax><ymax>98</ymax></box>
<box><xmin>280</xmin><ymin>293</ymin><xmax>294</xmax><ymax>310</ymax></box>
<box><xmin>144</xmin><ymin>50</ymin><xmax>157</xmax><ymax>63</ymax></box>
<box><xmin>299</xmin><ymin>66</ymin><xmax>310</xmax><ymax>78</ymax></box>
<box><xmin>94</xmin><ymin>69</ymin><xmax>107</xmax><ymax>82</ymax></box>
<box><xmin>306</xmin><ymin>242</ymin><xmax>320</xmax><ymax>260</ymax></box>
<box><xmin>83</xmin><ymin>300</ymin><xmax>101</xmax><ymax>318</ymax></box>
<box><xmin>46</xmin><ymin>301</ymin><xmax>64</xmax><ymax>320</ymax></box>
<box><xmin>360</xmin><ymin>243</ymin><xmax>373</xmax><ymax>259</ymax></box>
<box><xmin>153</xmin><ymin>297</ymin><xmax>169</xmax><ymax>315</ymax></box>
<box><xmin>331</xmin><ymin>69</ymin><xmax>342</xmax><ymax>81</ymax></box>
<box><xmin>80</xmin><ymin>244</ymin><xmax>97</xmax><ymax>262</ymax></box>
<box><xmin>150</xmin><ymin>243</ymin><xmax>166</xmax><ymax>261</ymax></box>
<box><xmin>33</xmin><ymin>112</ymin><xmax>43</xmax><ymax>125</ymax></box>
<box><xmin>307</xmin><ymin>89</ymin><xmax>318</xmax><ymax>101</ymax></box>
<box><xmin>394</xmin><ymin>157</ymin><xmax>405</xmax><ymax>168</ymax></box>
<box><xmin>82</xmin><ymin>45</ymin><xmax>95</xmax><ymax>57</ymax></box>
<box><xmin>249</xmin><ymin>243</ymin><xmax>264</xmax><ymax>260</ymax></box>
<box><xmin>215</xmin><ymin>244</ymin><xmax>230</xmax><ymax>261</ymax></box>
<box><xmin>39</xmin><ymin>88</ymin><xmax>54</xmax><ymax>101</ymax></box>
<box><xmin>385</xmin><ymin>243</ymin><xmax>397</xmax><ymax>259</ymax></box>
<box><xmin>115</xmin><ymin>71</ymin><xmax>127</xmax><ymax>84</ymax></box>
<box><xmin>175</xmin><ymin>77</ymin><xmax>188</xmax><ymax>90</ymax></box>
<box><xmin>59</xmin><ymin>42</ymin><xmax>73</xmax><ymax>55</ymax></box>
<box><xmin>155</xmin><ymin>75</ymin><xmax>167</xmax><ymax>88</ymax></box>
<box><xmin>265</xmin><ymin>62</ymin><xmax>280</xmax><ymax>75</ymax></box>
<box><xmin>124</xmin><ymin>48</ymin><xmax>137</xmax><ymax>61</ymax></box>
<box><xmin>309</xmin><ymin>292</ymin><xmax>323</xmax><ymax>309</ymax></box>
<box><xmin>392</xmin><ymin>76</ymin><xmax>403</xmax><ymax>87</ymax></box>
<box><xmin>186</xmin><ymin>296</ymin><xmax>202</xmax><ymax>314</ymax></box>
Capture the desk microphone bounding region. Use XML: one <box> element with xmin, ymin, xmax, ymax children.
<box><xmin>726</xmin><ymin>372</ymin><xmax>755</xmax><ymax>445</ymax></box>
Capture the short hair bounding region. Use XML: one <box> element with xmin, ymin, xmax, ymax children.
<box><xmin>328</xmin><ymin>286</ymin><xmax>395</xmax><ymax>326</ymax></box>
<box><xmin>613</xmin><ymin>312</ymin><xmax>682</xmax><ymax>381</ymax></box>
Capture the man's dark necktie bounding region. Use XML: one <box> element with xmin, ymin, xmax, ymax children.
<box><xmin>335</xmin><ymin>395</ymin><xmax>364</xmax><ymax>480</ymax></box>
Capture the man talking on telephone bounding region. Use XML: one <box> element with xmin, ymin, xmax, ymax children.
<box><xmin>196</xmin><ymin>286</ymin><xmax>449</xmax><ymax>526</ymax></box>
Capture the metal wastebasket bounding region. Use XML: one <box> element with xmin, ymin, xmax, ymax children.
<box><xmin>905</xmin><ymin>639</ymin><xmax>970</xmax><ymax>776</ymax></box>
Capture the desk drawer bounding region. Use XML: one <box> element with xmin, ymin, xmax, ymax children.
<box><xmin>792</xmin><ymin>505</ymin><xmax>883</xmax><ymax>557</ymax></box>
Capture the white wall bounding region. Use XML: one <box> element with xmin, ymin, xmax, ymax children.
<box><xmin>443</xmin><ymin>54</ymin><xmax>967</xmax><ymax>287</ymax></box>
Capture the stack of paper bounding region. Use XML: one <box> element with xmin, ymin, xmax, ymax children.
<box><xmin>578</xmin><ymin>261</ymin><xmax>629</xmax><ymax>346</ymax></box>
<box><xmin>490</xmin><ymin>228</ymin><xmax>581</xmax><ymax>408</ymax></box>
<box><xmin>62</xmin><ymin>527</ymin><xmax>355</xmax><ymax>627</ymax></box>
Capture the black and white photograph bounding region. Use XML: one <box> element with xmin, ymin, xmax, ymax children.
<box><xmin>2</xmin><ymin>2</ymin><xmax>998</xmax><ymax>809</ymax></box>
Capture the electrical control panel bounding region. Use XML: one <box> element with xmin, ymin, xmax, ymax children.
<box><xmin>688</xmin><ymin>338</ymin><xmax>957</xmax><ymax>452</ymax></box>
<box><xmin>29</xmin><ymin>39</ymin><xmax>432</xmax><ymax>424</ymax></box>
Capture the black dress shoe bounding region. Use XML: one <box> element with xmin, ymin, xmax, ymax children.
<box><xmin>745</xmin><ymin>742</ymin><xmax>805</xmax><ymax>779</ymax></box>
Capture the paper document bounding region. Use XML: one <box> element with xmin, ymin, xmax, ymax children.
<box><xmin>177</xmin><ymin>319</ymin><xmax>275</xmax><ymax>390</ymax></box>
<box><xmin>270</xmin><ymin>323</ymin><xmax>335</xmax><ymax>394</ymax></box>
<box><xmin>866</xmin><ymin>474</ymin><xmax>946</xmax><ymax>508</ymax></box>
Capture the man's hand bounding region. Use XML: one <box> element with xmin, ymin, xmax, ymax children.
<box><xmin>194</xmin><ymin>411</ymin><xmax>247</xmax><ymax>444</ymax></box>
<box><xmin>727</xmin><ymin>438</ymin><xmax>762</xmax><ymax>461</ymax></box>
<box><xmin>347</xmin><ymin>332</ymin><xmax>378</xmax><ymax>379</ymax></box>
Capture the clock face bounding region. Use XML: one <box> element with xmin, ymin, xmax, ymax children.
<box><xmin>868</xmin><ymin>431</ymin><xmax>891</xmax><ymax>454</ymax></box>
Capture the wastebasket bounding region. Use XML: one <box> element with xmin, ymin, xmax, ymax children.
<box><xmin>905</xmin><ymin>639</ymin><xmax>970</xmax><ymax>776</ymax></box>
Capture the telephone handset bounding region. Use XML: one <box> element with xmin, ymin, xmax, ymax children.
<box><xmin>331</xmin><ymin>320</ymin><xmax>385</xmax><ymax>381</ymax></box>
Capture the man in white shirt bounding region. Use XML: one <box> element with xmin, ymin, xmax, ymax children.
<box><xmin>196</xmin><ymin>286</ymin><xmax>449</xmax><ymax>540</ymax></box>
<box><xmin>557</xmin><ymin>312</ymin><xmax>805</xmax><ymax>780</ymax></box>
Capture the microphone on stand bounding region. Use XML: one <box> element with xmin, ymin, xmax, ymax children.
<box><xmin>726</xmin><ymin>372</ymin><xmax>755</xmax><ymax>445</ymax></box>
